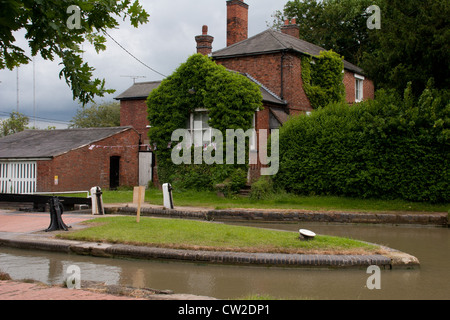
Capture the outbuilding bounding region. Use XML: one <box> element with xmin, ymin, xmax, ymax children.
<box><xmin>0</xmin><ymin>127</ymin><xmax>145</xmax><ymax>193</ymax></box>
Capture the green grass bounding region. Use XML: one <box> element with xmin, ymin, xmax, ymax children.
<box><xmin>59</xmin><ymin>216</ymin><xmax>381</xmax><ymax>255</ymax></box>
<box><xmin>100</xmin><ymin>189</ymin><xmax>449</xmax><ymax>213</ymax></box>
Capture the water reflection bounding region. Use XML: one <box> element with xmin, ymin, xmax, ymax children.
<box><xmin>0</xmin><ymin>222</ymin><xmax>449</xmax><ymax>300</ymax></box>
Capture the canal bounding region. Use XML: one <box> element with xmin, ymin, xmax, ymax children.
<box><xmin>0</xmin><ymin>222</ymin><xmax>448</xmax><ymax>300</ymax></box>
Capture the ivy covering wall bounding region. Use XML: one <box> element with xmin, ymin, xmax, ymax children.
<box><xmin>301</xmin><ymin>50</ymin><xmax>346</xmax><ymax>109</ymax></box>
<box><xmin>147</xmin><ymin>54</ymin><xmax>262</xmax><ymax>191</ymax></box>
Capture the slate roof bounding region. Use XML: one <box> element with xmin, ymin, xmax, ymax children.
<box><xmin>0</xmin><ymin>127</ymin><xmax>134</xmax><ymax>159</ymax></box>
<box><xmin>212</xmin><ymin>29</ymin><xmax>364</xmax><ymax>74</ymax></box>
<box><xmin>114</xmin><ymin>81</ymin><xmax>162</xmax><ymax>100</ymax></box>
<box><xmin>115</xmin><ymin>75</ymin><xmax>286</xmax><ymax>105</ymax></box>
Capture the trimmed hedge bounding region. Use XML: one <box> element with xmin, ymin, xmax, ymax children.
<box><xmin>274</xmin><ymin>83</ymin><xmax>449</xmax><ymax>203</ymax></box>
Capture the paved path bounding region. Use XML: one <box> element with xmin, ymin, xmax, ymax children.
<box><xmin>0</xmin><ymin>280</ymin><xmax>143</xmax><ymax>300</ymax></box>
<box><xmin>0</xmin><ymin>211</ymin><xmax>93</xmax><ymax>233</ymax></box>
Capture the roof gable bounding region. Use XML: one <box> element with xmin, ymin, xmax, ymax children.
<box><xmin>115</xmin><ymin>81</ymin><xmax>162</xmax><ymax>100</ymax></box>
<box><xmin>0</xmin><ymin>127</ymin><xmax>135</xmax><ymax>159</ymax></box>
<box><xmin>212</xmin><ymin>29</ymin><xmax>364</xmax><ymax>74</ymax></box>
<box><xmin>114</xmin><ymin>74</ymin><xmax>286</xmax><ymax>105</ymax></box>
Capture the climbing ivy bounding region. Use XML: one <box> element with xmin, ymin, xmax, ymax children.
<box><xmin>301</xmin><ymin>50</ymin><xmax>346</xmax><ymax>109</ymax></box>
<box><xmin>147</xmin><ymin>54</ymin><xmax>263</xmax><ymax>190</ymax></box>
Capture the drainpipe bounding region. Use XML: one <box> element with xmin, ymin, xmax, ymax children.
<box><xmin>280</xmin><ymin>50</ymin><xmax>287</xmax><ymax>100</ymax></box>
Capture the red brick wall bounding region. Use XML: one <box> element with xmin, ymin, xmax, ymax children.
<box><xmin>215</xmin><ymin>52</ymin><xmax>312</xmax><ymax>114</ymax></box>
<box><xmin>227</xmin><ymin>0</ymin><xmax>249</xmax><ymax>46</ymax></box>
<box><xmin>36</xmin><ymin>129</ymin><xmax>140</xmax><ymax>192</ymax></box>
<box><xmin>120</xmin><ymin>99</ymin><xmax>150</xmax><ymax>138</ymax></box>
<box><xmin>343</xmin><ymin>70</ymin><xmax>375</xmax><ymax>104</ymax></box>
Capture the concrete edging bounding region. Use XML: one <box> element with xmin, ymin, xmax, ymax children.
<box><xmin>0</xmin><ymin>232</ymin><xmax>418</xmax><ymax>269</ymax></box>
<box><xmin>106</xmin><ymin>206</ymin><xmax>449</xmax><ymax>226</ymax></box>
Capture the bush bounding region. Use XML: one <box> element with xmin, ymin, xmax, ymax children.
<box><xmin>250</xmin><ymin>176</ymin><xmax>274</xmax><ymax>200</ymax></box>
<box><xmin>274</xmin><ymin>82</ymin><xmax>449</xmax><ymax>203</ymax></box>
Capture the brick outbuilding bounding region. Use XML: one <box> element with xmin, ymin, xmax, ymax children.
<box><xmin>0</xmin><ymin>127</ymin><xmax>141</xmax><ymax>193</ymax></box>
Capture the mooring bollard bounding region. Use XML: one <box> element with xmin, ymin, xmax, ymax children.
<box><xmin>90</xmin><ymin>186</ymin><xmax>105</xmax><ymax>215</ymax></box>
<box><xmin>163</xmin><ymin>183</ymin><xmax>174</xmax><ymax>210</ymax></box>
<box><xmin>45</xmin><ymin>197</ymin><xmax>70</xmax><ymax>232</ymax></box>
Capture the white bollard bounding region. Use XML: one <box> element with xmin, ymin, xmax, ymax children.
<box><xmin>90</xmin><ymin>186</ymin><xmax>105</xmax><ymax>215</ymax></box>
<box><xmin>162</xmin><ymin>183</ymin><xmax>174</xmax><ymax>210</ymax></box>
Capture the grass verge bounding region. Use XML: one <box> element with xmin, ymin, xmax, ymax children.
<box><xmin>58</xmin><ymin>216</ymin><xmax>383</xmax><ymax>255</ymax></box>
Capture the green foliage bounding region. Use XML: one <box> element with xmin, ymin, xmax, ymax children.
<box><xmin>361</xmin><ymin>0</ymin><xmax>450</xmax><ymax>96</ymax></box>
<box><xmin>301</xmin><ymin>50</ymin><xmax>346</xmax><ymax>109</ymax></box>
<box><xmin>275</xmin><ymin>0</ymin><xmax>449</xmax><ymax>97</ymax></box>
<box><xmin>147</xmin><ymin>54</ymin><xmax>262</xmax><ymax>191</ymax></box>
<box><xmin>250</xmin><ymin>176</ymin><xmax>274</xmax><ymax>200</ymax></box>
<box><xmin>0</xmin><ymin>112</ymin><xmax>29</xmax><ymax>137</ymax></box>
<box><xmin>274</xmin><ymin>0</ymin><xmax>378</xmax><ymax>66</ymax></box>
<box><xmin>0</xmin><ymin>0</ymin><xmax>149</xmax><ymax>105</ymax></box>
<box><xmin>70</xmin><ymin>101</ymin><xmax>120</xmax><ymax>128</ymax></box>
<box><xmin>274</xmin><ymin>82</ymin><xmax>449</xmax><ymax>203</ymax></box>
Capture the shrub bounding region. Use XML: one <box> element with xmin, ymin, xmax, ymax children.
<box><xmin>250</xmin><ymin>176</ymin><xmax>274</xmax><ymax>200</ymax></box>
<box><xmin>274</xmin><ymin>82</ymin><xmax>449</xmax><ymax>203</ymax></box>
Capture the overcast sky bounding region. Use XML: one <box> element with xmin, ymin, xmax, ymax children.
<box><xmin>0</xmin><ymin>0</ymin><xmax>286</xmax><ymax>129</ymax></box>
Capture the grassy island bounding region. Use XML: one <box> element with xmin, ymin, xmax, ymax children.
<box><xmin>58</xmin><ymin>216</ymin><xmax>383</xmax><ymax>255</ymax></box>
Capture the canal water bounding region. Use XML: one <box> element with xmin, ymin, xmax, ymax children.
<box><xmin>0</xmin><ymin>222</ymin><xmax>449</xmax><ymax>300</ymax></box>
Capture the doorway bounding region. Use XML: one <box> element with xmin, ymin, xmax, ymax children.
<box><xmin>110</xmin><ymin>156</ymin><xmax>120</xmax><ymax>190</ymax></box>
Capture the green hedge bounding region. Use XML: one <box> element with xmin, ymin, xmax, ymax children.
<box><xmin>274</xmin><ymin>83</ymin><xmax>449</xmax><ymax>203</ymax></box>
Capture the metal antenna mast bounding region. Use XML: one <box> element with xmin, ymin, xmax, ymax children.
<box><xmin>120</xmin><ymin>75</ymin><xmax>146</xmax><ymax>84</ymax></box>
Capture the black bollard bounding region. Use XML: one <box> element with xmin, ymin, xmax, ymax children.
<box><xmin>45</xmin><ymin>197</ymin><xmax>71</xmax><ymax>232</ymax></box>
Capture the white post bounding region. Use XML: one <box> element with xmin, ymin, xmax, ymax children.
<box><xmin>162</xmin><ymin>183</ymin><xmax>174</xmax><ymax>210</ymax></box>
<box><xmin>90</xmin><ymin>186</ymin><xmax>104</xmax><ymax>215</ymax></box>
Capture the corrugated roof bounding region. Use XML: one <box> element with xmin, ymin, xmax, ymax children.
<box><xmin>212</xmin><ymin>29</ymin><xmax>364</xmax><ymax>74</ymax></box>
<box><xmin>0</xmin><ymin>127</ymin><xmax>135</xmax><ymax>159</ymax></box>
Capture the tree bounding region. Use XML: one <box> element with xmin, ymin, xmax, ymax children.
<box><xmin>0</xmin><ymin>0</ymin><xmax>149</xmax><ymax>105</ymax></box>
<box><xmin>361</xmin><ymin>0</ymin><xmax>450</xmax><ymax>96</ymax></box>
<box><xmin>272</xmin><ymin>0</ymin><xmax>449</xmax><ymax>96</ymax></box>
<box><xmin>70</xmin><ymin>101</ymin><xmax>121</xmax><ymax>128</ymax></box>
<box><xmin>271</xmin><ymin>0</ymin><xmax>378</xmax><ymax>66</ymax></box>
<box><xmin>0</xmin><ymin>111</ymin><xmax>29</xmax><ymax>137</ymax></box>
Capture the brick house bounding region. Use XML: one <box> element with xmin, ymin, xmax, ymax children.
<box><xmin>0</xmin><ymin>127</ymin><xmax>141</xmax><ymax>193</ymax></box>
<box><xmin>116</xmin><ymin>0</ymin><xmax>374</xmax><ymax>183</ymax></box>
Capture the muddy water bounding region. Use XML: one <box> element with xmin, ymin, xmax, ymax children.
<box><xmin>0</xmin><ymin>222</ymin><xmax>449</xmax><ymax>300</ymax></box>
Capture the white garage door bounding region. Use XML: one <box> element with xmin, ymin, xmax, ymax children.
<box><xmin>0</xmin><ymin>161</ymin><xmax>37</xmax><ymax>194</ymax></box>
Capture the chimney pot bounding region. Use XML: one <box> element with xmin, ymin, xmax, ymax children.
<box><xmin>195</xmin><ymin>25</ymin><xmax>214</xmax><ymax>55</ymax></box>
<box><xmin>281</xmin><ymin>18</ymin><xmax>300</xmax><ymax>38</ymax></box>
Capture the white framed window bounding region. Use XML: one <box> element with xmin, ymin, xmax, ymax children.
<box><xmin>187</xmin><ymin>109</ymin><xmax>212</xmax><ymax>147</ymax></box>
<box><xmin>250</xmin><ymin>113</ymin><xmax>257</xmax><ymax>152</ymax></box>
<box><xmin>355</xmin><ymin>74</ymin><xmax>365</xmax><ymax>102</ymax></box>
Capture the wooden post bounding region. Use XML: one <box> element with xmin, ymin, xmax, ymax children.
<box><xmin>134</xmin><ymin>186</ymin><xmax>145</xmax><ymax>223</ymax></box>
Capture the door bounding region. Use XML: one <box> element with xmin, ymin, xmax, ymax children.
<box><xmin>0</xmin><ymin>161</ymin><xmax>37</xmax><ymax>194</ymax></box>
<box><xmin>110</xmin><ymin>156</ymin><xmax>120</xmax><ymax>190</ymax></box>
<box><xmin>139</xmin><ymin>152</ymin><xmax>153</xmax><ymax>187</ymax></box>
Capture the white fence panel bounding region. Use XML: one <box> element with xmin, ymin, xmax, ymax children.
<box><xmin>0</xmin><ymin>161</ymin><xmax>37</xmax><ymax>194</ymax></box>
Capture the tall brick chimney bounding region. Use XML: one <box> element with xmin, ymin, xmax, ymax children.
<box><xmin>195</xmin><ymin>25</ymin><xmax>214</xmax><ymax>55</ymax></box>
<box><xmin>281</xmin><ymin>18</ymin><xmax>300</xmax><ymax>38</ymax></box>
<box><xmin>226</xmin><ymin>0</ymin><xmax>249</xmax><ymax>47</ymax></box>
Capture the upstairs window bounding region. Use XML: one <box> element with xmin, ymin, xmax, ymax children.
<box><xmin>187</xmin><ymin>109</ymin><xmax>212</xmax><ymax>147</ymax></box>
<box><xmin>355</xmin><ymin>74</ymin><xmax>365</xmax><ymax>102</ymax></box>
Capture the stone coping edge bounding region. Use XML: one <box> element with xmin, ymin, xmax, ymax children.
<box><xmin>0</xmin><ymin>234</ymin><xmax>419</xmax><ymax>269</ymax></box>
<box><xmin>106</xmin><ymin>206</ymin><xmax>449</xmax><ymax>226</ymax></box>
